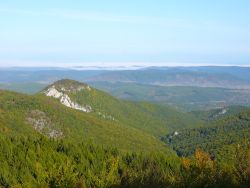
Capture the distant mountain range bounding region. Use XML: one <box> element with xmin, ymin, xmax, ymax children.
<box><xmin>86</xmin><ymin>67</ymin><xmax>250</xmax><ymax>89</ymax></box>
<box><xmin>1</xmin><ymin>66</ymin><xmax>250</xmax><ymax>111</ymax></box>
<box><xmin>1</xmin><ymin>66</ymin><xmax>250</xmax><ymax>87</ymax></box>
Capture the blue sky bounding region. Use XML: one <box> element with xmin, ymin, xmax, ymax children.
<box><xmin>0</xmin><ymin>0</ymin><xmax>249</xmax><ymax>67</ymax></box>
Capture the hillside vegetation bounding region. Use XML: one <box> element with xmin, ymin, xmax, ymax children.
<box><xmin>0</xmin><ymin>132</ymin><xmax>249</xmax><ymax>187</ymax></box>
<box><xmin>162</xmin><ymin>108</ymin><xmax>250</xmax><ymax>162</ymax></box>
<box><xmin>41</xmin><ymin>79</ymin><xmax>203</xmax><ymax>136</ymax></box>
<box><xmin>0</xmin><ymin>89</ymin><xmax>170</xmax><ymax>153</ymax></box>
<box><xmin>0</xmin><ymin>79</ymin><xmax>249</xmax><ymax>187</ymax></box>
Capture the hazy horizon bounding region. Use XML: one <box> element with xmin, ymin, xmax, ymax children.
<box><xmin>1</xmin><ymin>62</ymin><xmax>250</xmax><ymax>69</ymax></box>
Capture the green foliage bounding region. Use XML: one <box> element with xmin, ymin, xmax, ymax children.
<box><xmin>0</xmin><ymin>89</ymin><xmax>171</xmax><ymax>153</ymax></box>
<box><xmin>0</xmin><ymin>79</ymin><xmax>249</xmax><ymax>187</ymax></box>
<box><xmin>234</xmin><ymin>142</ymin><xmax>250</xmax><ymax>186</ymax></box>
<box><xmin>0</xmin><ymin>133</ymin><xmax>249</xmax><ymax>187</ymax></box>
<box><xmin>44</xmin><ymin>79</ymin><xmax>203</xmax><ymax>137</ymax></box>
<box><xmin>162</xmin><ymin>109</ymin><xmax>250</xmax><ymax>162</ymax></box>
<box><xmin>191</xmin><ymin>106</ymin><xmax>249</xmax><ymax>121</ymax></box>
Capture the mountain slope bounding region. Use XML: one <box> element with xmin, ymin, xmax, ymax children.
<box><xmin>0</xmin><ymin>89</ymin><xmax>171</xmax><ymax>153</ymax></box>
<box><xmin>190</xmin><ymin>106</ymin><xmax>249</xmax><ymax>121</ymax></box>
<box><xmin>161</xmin><ymin>108</ymin><xmax>250</xmax><ymax>161</ymax></box>
<box><xmin>41</xmin><ymin>79</ymin><xmax>203</xmax><ymax>137</ymax></box>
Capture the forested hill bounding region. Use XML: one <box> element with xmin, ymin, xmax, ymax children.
<box><xmin>0</xmin><ymin>90</ymin><xmax>169</xmax><ymax>153</ymax></box>
<box><xmin>162</xmin><ymin>108</ymin><xmax>250</xmax><ymax>161</ymax></box>
<box><xmin>0</xmin><ymin>79</ymin><xmax>203</xmax><ymax>153</ymax></box>
<box><xmin>1</xmin><ymin>132</ymin><xmax>249</xmax><ymax>187</ymax></box>
<box><xmin>40</xmin><ymin>79</ymin><xmax>203</xmax><ymax>137</ymax></box>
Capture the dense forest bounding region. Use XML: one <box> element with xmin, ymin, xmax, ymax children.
<box><xmin>162</xmin><ymin>109</ymin><xmax>250</xmax><ymax>162</ymax></box>
<box><xmin>0</xmin><ymin>133</ymin><xmax>249</xmax><ymax>187</ymax></box>
<box><xmin>0</xmin><ymin>79</ymin><xmax>249</xmax><ymax>187</ymax></box>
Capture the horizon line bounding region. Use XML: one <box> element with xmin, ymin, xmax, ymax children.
<box><xmin>1</xmin><ymin>63</ymin><xmax>250</xmax><ymax>70</ymax></box>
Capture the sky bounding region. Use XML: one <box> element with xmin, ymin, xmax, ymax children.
<box><xmin>0</xmin><ymin>0</ymin><xmax>250</xmax><ymax>67</ymax></box>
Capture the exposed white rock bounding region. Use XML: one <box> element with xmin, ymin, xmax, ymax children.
<box><xmin>26</xmin><ymin>109</ymin><xmax>63</xmax><ymax>138</ymax></box>
<box><xmin>168</xmin><ymin>130</ymin><xmax>180</xmax><ymax>139</ymax></box>
<box><xmin>48</xmin><ymin>130</ymin><xmax>63</xmax><ymax>138</ymax></box>
<box><xmin>60</xmin><ymin>94</ymin><xmax>72</xmax><ymax>108</ymax></box>
<box><xmin>86</xmin><ymin>85</ymin><xmax>91</xmax><ymax>91</ymax></box>
<box><xmin>219</xmin><ymin>108</ymin><xmax>227</xmax><ymax>115</ymax></box>
<box><xmin>56</xmin><ymin>84</ymin><xmax>91</xmax><ymax>93</ymax></box>
<box><xmin>174</xmin><ymin>131</ymin><xmax>179</xmax><ymax>136</ymax></box>
<box><xmin>44</xmin><ymin>86</ymin><xmax>92</xmax><ymax>113</ymax></box>
<box><xmin>60</xmin><ymin>94</ymin><xmax>92</xmax><ymax>112</ymax></box>
<box><xmin>45</xmin><ymin>86</ymin><xmax>63</xmax><ymax>98</ymax></box>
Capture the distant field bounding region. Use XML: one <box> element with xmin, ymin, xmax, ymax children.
<box><xmin>90</xmin><ymin>82</ymin><xmax>250</xmax><ymax>111</ymax></box>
